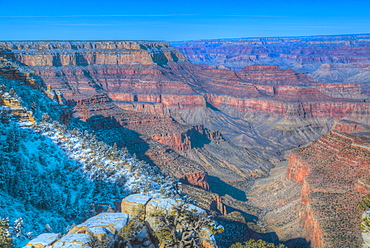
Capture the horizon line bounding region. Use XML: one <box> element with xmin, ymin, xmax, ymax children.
<box><xmin>1</xmin><ymin>33</ymin><xmax>369</xmax><ymax>43</ymax></box>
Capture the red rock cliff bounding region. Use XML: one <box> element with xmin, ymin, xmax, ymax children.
<box><xmin>287</xmin><ymin>130</ymin><xmax>370</xmax><ymax>247</ymax></box>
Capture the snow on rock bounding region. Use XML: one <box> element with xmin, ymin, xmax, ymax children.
<box><xmin>146</xmin><ymin>198</ymin><xmax>179</xmax><ymax>212</ymax></box>
<box><xmin>69</xmin><ymin>213</ymin><xmax>129</xmax><ymax>235</ymax></box>
<box><xmin>86</xmin><ymin>227</ymin><xmax>109</xmax><ymax>242</ymax></box>
<box><xmin>121</xmin><ymin>194</ymin><xmax>152</xmax><ymax>218</ymax></box>
<box><xmin>120</xmin><ymin>194</ymin><xmax>217</xmax><ymax>248</ymax></box>
<box><xmin>24</xmin><ymin>233</ymin><xmax>60</xmax><ymax>248</ymax></box>
<box><xmin>38</xmin><ymin>121</ymin><xmax>180</xmax><ymax>198</ymax></box>
<box><xmin>123</xmin><ymin>194</ymin><xmax>152</xmax><ymax>206</ymax></box>
<box><xmin>52</xmin><ymin>234</ymin><xmax>91</xmax><ymax>248</ymax></box>
<box><xmin>121</xmin><ymin>194</ymin><xmax>205</xmax><ymax>215</ymax></box>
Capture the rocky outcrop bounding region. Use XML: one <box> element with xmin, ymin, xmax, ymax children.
<box><xmin>333</xmin><ymin>119</ymin><xmax>370</xmax><ymax>133</ymax></box>
<box><xmin>314</xmin><ymin>82</ymin><xmax>366</xmax><ymax>99</ymax></box>
<box><xmin>121</xmin><ymin>194</ymin><xmax>151</xmax><ymax>219</ymax></box>
<box><xmin>205</xmin><ymin>93</ymin><xmax>370</xmax><ymax>119</ymax></box>
<box><xmin>52</xmin><ymin>234</ymin><xmax>92</xmax><ymax>248</ymax></box>
<box><xmin>0</xmin><ymin>56</ymin><xmax>39</xmax><ymax>87</ymax></box>
<box><xmin>180</xmin><ymin>172</ymin><xmax>210</xmax><ymax>191</ymax></box>
<box><xmin>287</xmin><ymin>153</ymin><xmax>310</xmax><ymax>184</ymax></box>
<box><xmin>210</xmin><ymin>195</ymin><xmax>227</xmax><ymax>215</ymax></box>
<box><xmin>0</xmin><ymin>92</ymin><xmax>36</xmax><ymax>126</ymax></box>
<box><xmin>68</xmin><ymin>213</ymin><xmax>129</xmax><ymax>235</ymax></box>
<box><xmin>287</xmin><ymin>130</ymin><xmax>370</xmax><ymax>247</ymax></box>
<box><xmin>25</xmin><ymin>233</ymin><xmax>60</xmax><ymax>248</ymax></box>
<box><xmin>25</xmin><ymin>212</ymin><xmax>157</xmax><ymax>248</ymax></box>
<box><xmin>151</xmin><ymin>125</ymin><xmax>212</xmax><ymax>151</ymax></box>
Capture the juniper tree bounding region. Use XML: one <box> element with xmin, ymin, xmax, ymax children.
<box><xmin>31</xmin><ymin>102</ymin><xmax>37</xmax><ymax>111</ymax></box>
<box><xmin>150</xmin><ymin>202</ymin><xmax>223</xmax><ymax>248</ymax></box>
<box><xmin>359</xmin><ymin>194</ymin><xmax>370</xmax><ymax>233</ymax></box>
<box><xmin>230</xmin><ymin>239</ymin><xmax>287</xmax><ymax>248</ymax></box>
<box><xmin>41</xmin><ymin>113</ymin><xmax>51</xmax><ymax>123</ymax></box>
<box><xmin>0</xmin><ymin>218</ymin><xmax>12</xmax><ymax>248</ymax></box>
<box><xmin>9</xmin><ymin>88</ymin><xmax>16</xmax><ymax>97</ymax></box>
<box><xmin>0</xmin><ymin>109</ymin><xmax>9</xmax><ymax>124</ymax></box>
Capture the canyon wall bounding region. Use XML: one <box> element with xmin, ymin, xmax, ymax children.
<box><xmin>287</xmin><ymin>128</ymin><xmax>370</xmax><ymax>247</ymax></box>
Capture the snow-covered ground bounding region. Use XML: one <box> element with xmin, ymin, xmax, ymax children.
<box><xmin>0</xmin><ymin>76</ymin><xmax>181</xmax><ymax>247</ymax></box>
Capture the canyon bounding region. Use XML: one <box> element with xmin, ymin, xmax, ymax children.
<box><xmin>172</xmin><ymin>34</ymin><xmax>370</xmax><ymax>96</ymax></box>
<box><xmin>1</xmin><ymin>35</ymin><xmax>370</xmax><ymax>247</ymax></box>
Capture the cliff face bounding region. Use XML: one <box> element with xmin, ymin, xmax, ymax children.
<box><xmin>0</xmin><ymin>41</ymin><xmax>187</xmax><ymax>67</ymax></box>
<box><xmin>287</xmin><ymin>128</ymin><xmax>370</xmax><ymax>248</ymax></box>
<box><xmin>0</xmin><ymin>41</ymin><xmax>205</xmax><ymax>111</ymax></box>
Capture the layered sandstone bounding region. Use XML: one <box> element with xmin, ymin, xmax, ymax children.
<box><xmin>25</xmin><ymin>212</ymin><xmax>158</xmax><ymax>248</ymax></box>
<box><xmin>0</xmin><ymin>41</ymin><xmax>186</xmax><ymax>67</ymax></box>
<box><xmin>236</xmin><ymin>65</ymin><xmax>315</xmax><ymax>86</ymax></box>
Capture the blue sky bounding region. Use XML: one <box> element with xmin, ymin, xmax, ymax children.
<box><xmin>0</xmin><ymin>0</ymin><xmax>369</xmax><ymax>41</ymax></box>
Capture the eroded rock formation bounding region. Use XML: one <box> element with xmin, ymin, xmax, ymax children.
<box><xmin>180</xmin><ymin>172</ymin><xmax>210</xmax><ymax>191</ymax></box>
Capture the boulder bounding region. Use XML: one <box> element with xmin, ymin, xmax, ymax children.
<box><xmin>24</xmin><ymin>233</ymin><xmax>60</xmax><ymax>248</ymax></box>
<box><xmin>121</xmin><ymin>194</ymin><xmax>152</xmax><ymax>219</ymax></box>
